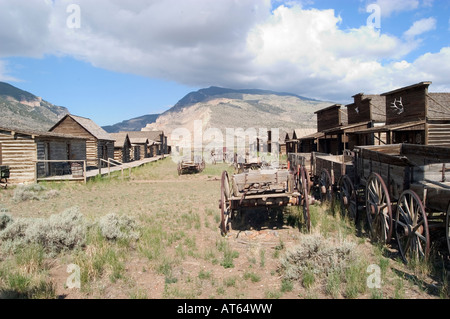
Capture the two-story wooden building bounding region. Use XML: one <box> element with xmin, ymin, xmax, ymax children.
<box><xmin>353</xmin><ymin>82</ymin><xmax>450</xmax><ymax>146</ymax></box>
<box><xmin>344</xmin><ymin>93</ymin><xmax>386</xmax><ymax>149</ymax></box>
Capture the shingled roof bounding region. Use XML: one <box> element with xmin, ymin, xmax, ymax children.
<box><xmin>109</xmin><ymin>132</ymin><xmax>131</xmax><ymax>148</ymax></box>
<box><xmin>120</xmin><ymin>131</ymin><xmax>163</xmax><ymax>143</ymax></box>
<box><xmin>50</xmin><ymin>114</ymin><xmax>114</xmax><ymax>141</ymax></box>
<box><xmin>428</xmin><ymin>93</ymin><xmax>450</xmax><ymax>119</ymax></box>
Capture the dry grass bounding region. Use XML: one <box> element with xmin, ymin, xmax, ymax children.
<box><xmin>0</xmin><ymin>157</ymin><xmax>448</xmax><ymax>299</ymax></box>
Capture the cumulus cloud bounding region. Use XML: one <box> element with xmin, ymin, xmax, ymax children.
<box><xmin>0</xmin><ymin>0</ymin><xmax>448</xmax><ymax>103</ymax></box>
<box><xmin>404</xmin><ymin>17</ymin><xmax>437</xmax><ymax>38</ymax></box>
<box><xmin>368</xmin><ymin>0</ymin><xmax>420</xmax><ymax>17</ymax></box>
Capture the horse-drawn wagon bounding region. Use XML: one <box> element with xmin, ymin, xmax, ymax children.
<box><xmin>219</xmin><ymin>165</ymin><xmax>310</xmax><ymax>236</ymax></box>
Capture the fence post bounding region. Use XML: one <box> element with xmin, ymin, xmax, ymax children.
<box><xmin>83</xmin><ymin>160</ymin><xmax>87</xmax><ymax>184</ymax></box>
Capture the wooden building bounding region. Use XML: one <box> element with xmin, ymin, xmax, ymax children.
<box><xmin>109</xmin><ymin>132</ymin><xmax>132</xmax><ymax>163</ymax></box>
<box><xmin>129</xmin><ymin>137</ymin><xmax>149</xmax><ymax>161</ymax></box>
<box><xmin>354</xmin><ymin>82</ymin><xmax>450</xmax><ymax>147</ymax></box>
<box><xmin>285</xmin><ymin>128</ymin><xmax>318</xmax><ymax>154</ymax></box>
<box><xmin>140</xmin><ymin>129</ymin><xmax>168</xmax><ymax>155</ymax></box>
<box><xmin>49</xmin><ymin>115</ymin><xmax>114</xmax><ymax>168</ymax></box>
<box><xmin>314</xmin><ymin>104</ymin><xmax>348</xmax><ymax>154</ymax></box>
<box><xmin>344</xmin><ymin>93</ymin><xmax>386</xmax><ymax>149</ymax></box>
<box><xmin>0</xmin><ymin>125</ymin><xmax>86</xmax><ymax>184</ymax></box>
<box><xmin>122</xmin><ymin>131</ymin><xmax>167</xmax><ymax>156</ymax></box>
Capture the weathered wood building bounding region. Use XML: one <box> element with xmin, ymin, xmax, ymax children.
<box><xmin>49</xmin><ymin>115</ymin><xmax>114</xmax><ymax>167</ymax></box>
<box><xmin>285</xmin><ymin>128</ymin><xmax>318</xmax><ymax>154</ymax></box>
<box><xmin>121</xmin><ymin>131</ymin><xmax>166</xmax><ymax>157</ymax></box>
<box><xmin>344</xmin><ymin>93</ymin><xmax>386</xmax><ymax>149</ymax></box>
<box><xmin>109</xmin><ymin>132</ymin><xmax>132</xmax><ymax>163</ymax></box>
<box><xmin>0</xmin><ymin>125</ymin><xmax>86</xmax><ymax>184</ymax></box>
<box><xmin>313</xmin><ymin>104</ymin><xmax>348</xmax><ymax>154</ymax></box>
<box><xmin>354</xmin><ymin>82</ymin><xmax>450</xmax><ymax>147</ymax></box>
<box><xmin>140</xmin><ymin>129</ymin><xmax>168</xmax><ymax>155</ymax></box>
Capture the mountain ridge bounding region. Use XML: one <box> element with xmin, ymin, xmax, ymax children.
<box><xmin>0</xmin><ymin>82</ymin><xmax>69</xmax><ymax>131</ymax></box>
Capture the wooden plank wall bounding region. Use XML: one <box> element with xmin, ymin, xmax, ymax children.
<box><xmin>317</xmin><ymin>107</ymin><xmax>341</xmax><ymax>132</ymax></box>
<box><xmin>0</xmin><ymin>132</ymin><xmax>37</xmax><ymax>184</ymax></box>
<box><xmin>51</xmin><ymin>116</ymin><xmax>99</xmax><ymax>167</ymax></box>
<box><xmin>427</xmin><ymin>122</ymin><xmax>450</xmax><ymax>146</ymax></box>
<box><xmin>385</xmin><ymin>86</ymin><xmax>427</xmax><ymax>125</ymax></box>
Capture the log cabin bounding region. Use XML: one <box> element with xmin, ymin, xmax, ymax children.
<box><xmin>140</xmin><ymin>129</ymin><xmax>168</xmax><ymax>155</ymax></box>
<box><xmin>109</xmin><ymin>132</ymin><xmax>132</xmax><ymax>163</ymax></box>
<box><xmin>0</xmin><ymin>125</ymin><xmax>87</xmax><ymax>184</ymax></box>
<box><xmin>121</xmin><ymin>131</ymin><xmax>166</xmax><ymax>156</ymax></box>
<box><xmin>49</xmin><ymin>114</ymin><xmax>114</xmax><ymax>168</ymax></box>
<box><xmin>354</xmin><ymin>82</ymin><xmax>450</xmax><ymax>146</ymax></box>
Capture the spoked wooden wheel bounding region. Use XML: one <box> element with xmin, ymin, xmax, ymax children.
<box><xmin>366</xmin><ymin>173</ymin><xmax>393</xmax><ymax>243</ymax></box>
<box><xmin>219</xmin><ymin>171</ymin><xmax>232</xmax><ymax>236</ymax></box>
<box><xmin>319</xmin><ymin>169</ymin><xmax>333</xmax><ymax>203</ymax></box>
<box><xmin>447</xmin><ymin>203</ymin><xmax>450</xmax><ymax>256</ymax></box>
<box><xmin>299</xmin><ymin>166</ymin><xmax>311</xmax><ymax>232</ymax></box>
<box><xmin>395</xmin><ymin>190</ymin><xmax>430</xmax><ymax>263</ymax></box>
<box><xmin>339</xmin><ymin>175</ymin><xmax>357</xmax><ymax>221</ymax></box>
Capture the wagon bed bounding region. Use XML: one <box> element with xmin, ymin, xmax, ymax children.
<box><xmin>219</xmin><ymin>167</ymin><xmax>310</xmax><ymax>236</ymax></box>
<box><xmin>354</xmin><ymin>144</ymin><xmax>450</xmax><ymax>262</ymax></box>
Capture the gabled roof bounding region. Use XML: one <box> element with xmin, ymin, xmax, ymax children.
<box><xmin>50</xmin><ymin>114</ymin><xmax>114</xmax><ymax>141</ymax></box>
<box><xmin>0</xmin><ymin>124</ymin><xmax>87</xmax><ymax>140</ymax></box>
<box><xmin>129</xmin><ymin>137</ymin><xmax>149</xmax><ymax>145</ymax></box>
<box><xmin>428</xmin><ymin>93</ymin><xmax>450</xmax><ymax>119</ymax></box>
<box><xmin>109</xmin><ymin>132</ymin><xmax>131</xmax><ymax>148</ymax></box>
<box><xmin>120</xmin><ymin>131</ymin><xmax>163</xmax><ymax>143</ymax></box>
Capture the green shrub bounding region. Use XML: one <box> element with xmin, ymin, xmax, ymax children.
<box><xmin>0</xmin><ymin>207</ymin><xmax>87</xmax><ymax>253</ymax></box>
<box><xmin>12</xmin><ymin>184</ymin><xmax>46</xmax><ymax>202</ymax></box>
<box><xmin>98</xmin><ymin>213</ymin><xmax>140</xmax><ymax>242</ymax></box>
<box><xmin>280</xmin><ymin>235</ymin><xmax>356</xmax><ymax>282</ymax></box>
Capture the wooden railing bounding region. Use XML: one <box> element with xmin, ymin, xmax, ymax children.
<box><xmin>99</xmin><ymin>158</ymin><xmax>131</xmax><ymax>180</ymax></box>
<box><xmin>34</xmin><ymin>160</ymin><xmax>87</xmax><ymax>183</ymax></box>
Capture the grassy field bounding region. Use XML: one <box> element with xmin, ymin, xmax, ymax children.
<box><xmin>0</xmin><ymin>157</ymin><xmax>448</xmax><ymax>299</ymax></box>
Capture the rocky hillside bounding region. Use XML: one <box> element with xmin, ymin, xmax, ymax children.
<box><xmin>102</xmin><ymin>114</ymin><xmax>160</xmax><ymax>133</ymax></box>
<box><xmin>0</xmin><ymin>82</ymin><xmax>69</xmax><ymax>131</ymax></box>
<box><xmin>143</xmin><ymin>86</ymin><xmax>331</xmax><ymax>144</ymax></box>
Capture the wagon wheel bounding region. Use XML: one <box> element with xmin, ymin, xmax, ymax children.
<box><xmin>365</xmin><ymin>173</ymin><xmax>393</xmax><ymax>243</ymax></box>
<box><xmin>447</xmin><ymin>203</ymin><xmax>450</xmax><ymax>256</ymax></box>
<box><xmin>219</xmin><ymin>171</ymin><xmax>232</xmax><ymax>236</ymax></box>
<box><xmin>339</xmin><ymin>175</ymin><xmax>357</xmax><ymax>221</ymax></box>
<box><xmin>395</xmin><ymin>190</ymin><xmax>430</xmax><ymax>264</ymax></box>
<box><xmin>319</xmin><ymin>169</ymin><xmax>333</xmax><ymax>203</ymax></box>
<box><xmin>299</xmin><ymin>166</ymin><xmax>311</xmax><ymax>232</ymax></box>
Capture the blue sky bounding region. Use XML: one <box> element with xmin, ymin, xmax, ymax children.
<box><xmin>0</xmin><ymin>0</ymin><xmax>449</xmax><ymax>126</ymax></box>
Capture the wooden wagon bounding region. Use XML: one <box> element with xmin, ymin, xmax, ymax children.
<box><xmin>287</xmin><ymin>152</ymin><xmax>355</xmax><ymax>212</ymax></box>
<box><xmin>219</xmin><ymin>166</ymin><xmax>310</xmax><ymax>236</ymax></box>
<box><xmin>177</xmin><ymin>158</ymin><xmax>205</xmax><ymax>175</ymax></box>
<box><xmin>350</xmin><ymin>144</ymin><xmax>450</xmax><ymax>262</ymax></box>
<box><xmin>0</xmin><ymin>166</ymin><xmax>10</xmax><ymax>189</ymax></box>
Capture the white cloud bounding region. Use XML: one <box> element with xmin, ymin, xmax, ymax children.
<box><xmin>370</xmin><ymin>0</ymin><xmax>420</xmax><ymax>17</ymax></box>
<box><xmin>0</xmin><ymin>1</ymin><xmax>448</xmax><ymax>103</ymax></box>
<box><xmin>404</xmin><ymin>17</ymin><xmax>437</xmax><ymax>38</ymax></box>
